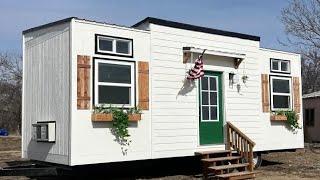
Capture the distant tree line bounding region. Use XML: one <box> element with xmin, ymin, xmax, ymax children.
<box><xmin>0</xmin><ymin>53</ymin><xmax>22</xmax><ymax>134</ymax></box>
<box><xmin>281</xmin><ymin>0</ymin><xmax>320</xmax><ymax>93</ymax></box>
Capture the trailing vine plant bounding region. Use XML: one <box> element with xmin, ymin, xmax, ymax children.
<box><xmin>93</xmin><ymin>104</ymin><xmax>142</xmax><ymax>154</ymax></box>
<box><xmin>274</xmin><ymin>110</ymin><xmax>301</xmax><ymax>132</ymax></box>
<box><xmin>284</xmin><ymin>110</ymin><xmax>301</xmax><ymax>132</ymax></box>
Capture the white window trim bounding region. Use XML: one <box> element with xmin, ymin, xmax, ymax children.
<box><xmin>97</xmin><ymin>35</ymin><xmax>132</xmax><ymax>56</ymax></box>
<box><xmin>200</xmin><ymin>75</ymin><xmax>219</xmax><ymax>122</ymax></box>
<box><xmin>94</xmin><ymin>59</ymin><xmax>135</xmax><ymax>108</ymax></box>
<box><xmin>271</xmin><ymin>59</ymin><xmax>291</xmax><ymax>73</ymax></box>
<box><xmin>270</xmin><ymin>76</ymin><xmax>292</xmax><ymax>111</ymax></box>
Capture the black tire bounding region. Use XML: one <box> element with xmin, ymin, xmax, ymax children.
<box><xmin>253</xmin><ymin>152</ymin><xmax>262</xmax><ymax>169</ymax></box>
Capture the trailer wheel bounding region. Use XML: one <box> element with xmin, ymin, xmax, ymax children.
<box><xmin>253</xmin><ymin>153</ymin><xmax>262</xmax><ymax>169</ymax></box>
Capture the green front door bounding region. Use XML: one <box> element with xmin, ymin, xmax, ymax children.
<box><xmin>199</xmin><ymin>71</ymin><xmax>224</xmax><ymax>145</ymax></box>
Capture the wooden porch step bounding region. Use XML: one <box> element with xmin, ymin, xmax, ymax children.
<box><xmin>201</xmin><ymin>156</ymin><xmax>242</xmax><ymax>163</ymax></box>
<box><xmin>209</xmin><ymin>163</ymin><xmax>249</xmax><ymax>171</ymax></box>
<box><xmin>195</xmin><ymin>150</ymin><xmax>231</xmax><ymax>156</ymax></box>
<box><xmin>216</xmin><ymin>171</ymin><xmax>255</xmax><ymax>180</ymax></box>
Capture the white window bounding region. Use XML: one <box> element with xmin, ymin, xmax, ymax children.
<box><xmin>200</xmin><ymin>75</ymin><xmax>219</xmax><ymax>122</ymax></box>
<box><xmin>94</xmin><ymin>59</ymin><xmax>135</xmax><ymax>107</ymax></box>
<box><xmin>96</xmin><ymin>35</ymin><xmax>133</xmax><ymax>57</ymax></box>
<box><xmin>270</xmin><ymin>76</ymin><xmax>292</xmax><ymax>111</ymax></box>
<box><xmin>271</xmin><ymin>59</ymin><xmax>290</xmax><ymax>73</ymax></box>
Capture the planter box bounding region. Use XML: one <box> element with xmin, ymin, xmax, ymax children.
<box><xmin>91</xmin><ymin>113</ymin><xmax>141</xmax><ymax>122</ymax></box>
<box><xmin>128</xmin><ymin>114</ymin><xmax>141</xmax><ymax>122</ymax></box>
<box><xmin>270</xmin><ymin>114</ymin><xmax>287</xmax><ymax>121</ymax></box>
<box><xmin>92</xmin><ymin>113</ymin><xmax>113</xmax><ymax>122</ymax></box>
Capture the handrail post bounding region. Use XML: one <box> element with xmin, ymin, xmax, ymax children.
<box><xmin>248</xmin><ymin>144</ymin><xmax>254</xmax><ymax>171</ymax></box>
<box><xmin>226</xmin><ymin>123</ymin><xmax>230</xmax><ymax>150</ymax></box>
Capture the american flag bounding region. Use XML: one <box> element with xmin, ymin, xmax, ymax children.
<box><xmin>187</xmin><ymin>54</ymin><xmax>204</xmax><ymax>80</ymax></box>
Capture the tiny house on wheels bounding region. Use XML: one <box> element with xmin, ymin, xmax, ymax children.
<box><xmin>22</xmin><ymin>17</ymin><xmax>303</xmax><ymax>179</ymax></box>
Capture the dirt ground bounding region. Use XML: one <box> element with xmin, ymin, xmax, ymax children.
<box><xmin>0</xmin><ymin>137</ymin><xmax>320</xmax><ymax>179</ymax></box>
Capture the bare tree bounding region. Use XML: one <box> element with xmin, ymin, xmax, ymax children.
<box><xmin>281</xmin><ymin>0</ymin><xmax>320</xmax><ymax>93</ymax></box>
<box><xmin>0</xmin><ymin>52</ymin><xmax>22</xmax><ymax>134</ymax></box>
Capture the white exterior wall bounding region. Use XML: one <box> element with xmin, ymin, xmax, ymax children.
<box><xmin>148</xmin><ymin>24</ymin><xmax>265</xmax><ymax>158</ymax></box>
<box><xmin>259</xmin><ymin>48</ymin><xmax>304</xmax><ymax>151</ymax></box>
<box><xmin>69</xmin><ymin>19</ymin><xmax>151</xmax><ymax>165</ymax></box>
<box><xmin>22</xmin><ymin>22</ymin><xmax>71</xmax><ymax>165</ymax></box>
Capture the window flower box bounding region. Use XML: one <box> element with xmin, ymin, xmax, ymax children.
<box><xmin>270</xmin><ymin>114</ymin><xmax>287</xmax><ymax>121</ymax></box>
<box><xmin>127</xmin><ymin>114</ymin><xmax>141</xmax><ymax>122</ymax></box>
<box><xmin>91</xmin><ymin>113</ymin><xmax>141</xmax><ymax>122</ymax></box>
<box><xmin>92</xmin><ymin>113</ymin><xmax>113</xmax><ymax>122</ymax></box>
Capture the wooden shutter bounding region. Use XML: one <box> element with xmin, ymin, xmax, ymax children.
<box><xmin>138</xmin><ymin>61</ymin><xmax>149</xmax><ymax>110</ymax></box>
<box><xmin>77</xmin><ymin>55</ymin><xmax>91</xmax><ymax>109</ymax></box>
<box><xmin>293</xmin><ymin>77</ymin><xmax>301</xmax><ymax>113</ymax></box>
<box><xmin>261</xmin><ymin>74</ymin><xmax>270</xmax><ymax>112</ymax></box>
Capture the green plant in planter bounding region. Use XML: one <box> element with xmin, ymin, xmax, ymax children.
<box><xmin>127</xmin><ymin>106</ymin><xmax>142</xmax><ymax>114</ymax></box>
<box><xmin>284</xmin><ymin>110</ymin><xmax>301</xmax><ymax>132</ymax></box>
<box><xmin>274</xmin><ymin>110</ymin><xmax>301</xmax><ymax>132</ymax></box>
<box><xmin>93</xmin><ymin>104</ymin><xmax>113</xmax><ymax>114</ymax></box>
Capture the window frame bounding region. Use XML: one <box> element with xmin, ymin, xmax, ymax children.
<box><xmin>270</xmin><ymin>58</ymin><xmax>291</xmax><ymax>74</ymax></box>
<box><xmin>93</xmin><ymin>58</ymin><xmax>135</xmax><ymax>108</ymax></box>
<box><xmin>270</xmin><ymin>75</ymin><xmax>293</xmax><ymax>111</ymax></box>
<box><xmin>95</xmin><ymin>34</ymin><xmax>133</xmax><ymax>58</ymax></box>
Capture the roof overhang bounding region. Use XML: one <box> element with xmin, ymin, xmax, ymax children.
<box><xmin>183</xmin><ymin>47</ymin><xmax>246</xmax><ymax>69</ymax></box>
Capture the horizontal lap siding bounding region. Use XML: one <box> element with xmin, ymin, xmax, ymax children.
<box><xmin>150</xmin><ymin>24</ymin><xmax>262</xmax><ymax>158</ymax></box>
<box><xmin>23</xmin><ymin>23</ymin><xmax>70</xmax><ymax>164</ymax></box>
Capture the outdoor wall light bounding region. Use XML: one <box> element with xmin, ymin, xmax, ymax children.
<box><xmin>229</xmin><ymin>72</ymin><xmax>239</xmax><ymax>85</ymax></box>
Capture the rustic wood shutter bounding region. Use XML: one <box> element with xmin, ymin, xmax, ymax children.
<box><xmin>138</xmin><ymin>61</ymin><xmax>149</xmax><ymax>110</ymax></box>
<box><xmin>293</xmin><ymin>77</ymin><xmax>301</xmax><ymax>113</ymax></box>
<box><xmin>77</xmin><ymin>55</ymin><xmax>91</xmax><ymax>109</ymax></box>
<box><xmin>261</xmin><ymin>74</ymin><xmax>270</xmax><ymax>112</ymax></box>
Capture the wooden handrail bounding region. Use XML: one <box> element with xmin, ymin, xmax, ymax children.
<box><xmin>226</xmin><ymin>121</ymin><xmax>255</xmax><ymax>171</ymax></box>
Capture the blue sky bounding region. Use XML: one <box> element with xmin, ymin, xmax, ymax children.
<box><xmin>0</xmin><ymin>0</ymin><xmax>292</xmax><ymax>53</ymax></box>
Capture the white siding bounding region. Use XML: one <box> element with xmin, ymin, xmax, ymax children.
<box><xmin>69</xmin><ymin>20</ymin><xmax>151</xmax><ymax>165</ymax></box>
<box><xmin>259</xmin><ymin>48</ymin><xmax>304</xmax><ymax>151</ymax></box>
<box><xmin>147</xmin><ymin>23</ymin><xmax>263</xmax><ymax>158</ymax></box>
<box><xmin>22</xmin><ymin>22</ymin><xmax>71</xmax><ymax>165</ymax></box>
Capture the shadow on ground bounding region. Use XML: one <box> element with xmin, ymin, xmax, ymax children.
<box><xmin>3</xmin><ymin>156</ymin><xmax>203</xmax><ymax>180</ymax></box>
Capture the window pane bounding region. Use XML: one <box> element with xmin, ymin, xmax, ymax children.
<box><xmin>98</xmin><ymin>63</ymin><xmax>131</xmax><ymax>83</ymax></box>
<box><xmin>272</xmin><ymin>60</ymin><xmax>279</xmax><ymax>70</ymax></box>
<box><xmin>202</xmin><ymin>92</ymin><xmax>209</xmax><ymax>105</ymax></box>
<box><xmin>98</xmin><ymin>86</ymin><xmax>130</xmax><ymax>105</ymax></box>
<box><xmin>116</xmin><ymin>40</ymin><xmax>130</xmax><ymax>54</ymax></box>
<box><xmin>202</xmin><ymin>106</ymin><xmax>209</xmax><ymax>120</ymax></box>
<box><xmin>99</xmin><ymin>38</ymin><xmax>113</xmax><ymax>51</ymax></box>
<box><xmin>273</xmin><ymin>79</ymin><xmax>290</xmax><ymax>93</ymax></box>
<box><xmin>281</xmin><ymin>61</ymin><xmax>289</xmax><ymax>72</ymax></box>
<box><xmin>210</xmin><ymin>107</ymin><xmax>218</xmax><ymax>120</ymax></box>
<box><xmin>201</xmin><ymin>77</ymin><xmax>208</xmax><ymax>90</ymax></box>
<box><xmin>210</xmin><ymin>77</ymin><xmax>217</xmax><ymax>91</ymax></box>
<box><xmin>273</xmin><ymin>95</ymin><xmax>290</xmax><ymax>109</ymax></box>
<box><xmin>210</xmin><ymin>92</ymin><xmax>217</xmax><ymax>105</ymax></box>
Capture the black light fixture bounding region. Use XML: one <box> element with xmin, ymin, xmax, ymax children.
<box><xmin>229</xmin><ymin>72</ymin><xmax>235</xmax><ymax>85</ymax></box>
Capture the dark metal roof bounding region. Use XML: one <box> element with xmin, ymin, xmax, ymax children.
<box><xmin>23</xmin><ymin>17</ymin><xmax>260</xmax><ymax>42</ymax></box>
<box><xmin>132</xmin><ymin>17</ymin><xmax>260</xmax><ymax>41</ymax></box>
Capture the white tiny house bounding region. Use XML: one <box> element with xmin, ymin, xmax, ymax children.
<box><xmin>22</xmin><ymin>17</ymin><xmax>304</xmax><ymax>170</ymax></box>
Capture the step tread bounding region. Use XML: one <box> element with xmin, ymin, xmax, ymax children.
<box><xmin>195</xmin><ymin>150</ymin><xmax>231</xmax><ymax>155</ymax></box>
<box><xmin>209</xmin><ymin>163</ymin><xmax>249</xmax><ymax>170</ymax></box>
<box><xmin>201</xmin><ymin>156</ymin><xmax>242</xmax><ymax>162</ymax></box>
<box><xmin>215</xmin><ymin>171</ymin><xmax>255</xmax><ymax>178</ymax></box>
